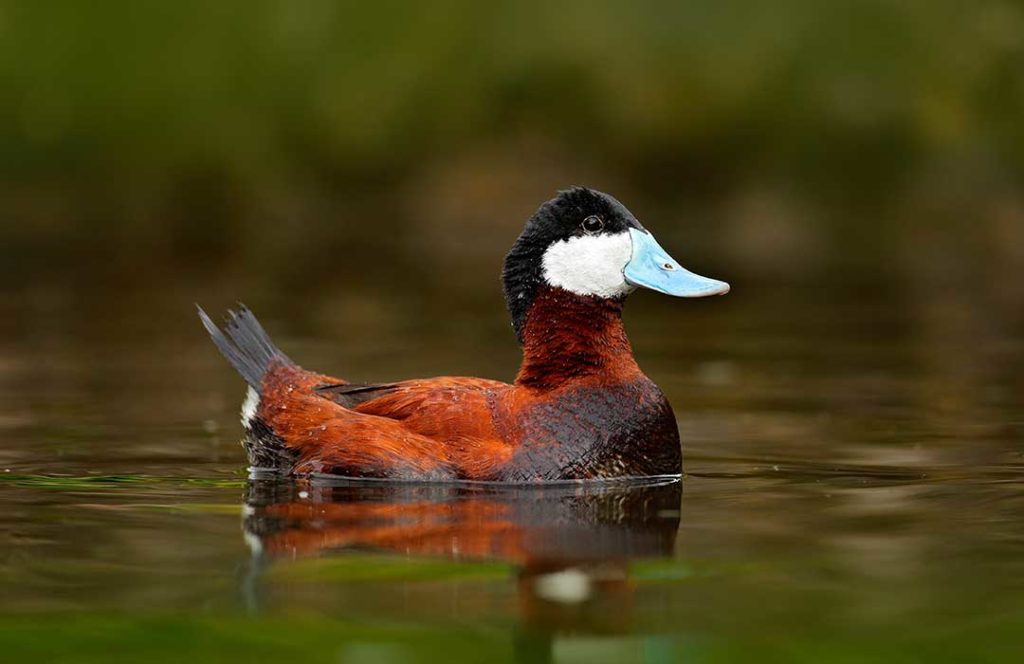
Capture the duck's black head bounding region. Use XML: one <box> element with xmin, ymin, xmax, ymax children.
<box><xmin>502</xmin><ymin>187</ymin><xmax>730</xmax><ymax>344</ymax></box>
<box><xmin>502</xmin><ymin>187</ymin><xmax>646</xmax><ymax>342</ymax></box>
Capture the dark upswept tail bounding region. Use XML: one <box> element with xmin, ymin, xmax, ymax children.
<box><xmin>197</xmin><ymin>305</ymin><xmax>292</xmax><ymax>392</ymax></box>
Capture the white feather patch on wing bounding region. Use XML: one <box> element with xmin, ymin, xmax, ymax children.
<box><xmin>240</xmin><ymin>386</ymin><xmax>259</xmax><ymax>427</ymax></box>
<box><xmin>541</xmin><ymin>231</ymin><xmax>634</xmax><ymax>298</ymax></box>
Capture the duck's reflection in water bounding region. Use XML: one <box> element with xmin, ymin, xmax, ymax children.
<box><xmin>243</xmin><ymin>477</ymin><xmax>680</xmax><ymax>648</ymax></box>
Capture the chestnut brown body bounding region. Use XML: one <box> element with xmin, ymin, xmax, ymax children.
<box><xmin>246</xmin><ymin>288</ymin><xmax>680</xmax><ymax>482</ymax></box>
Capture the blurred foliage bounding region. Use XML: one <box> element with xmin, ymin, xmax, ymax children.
<box><xmin>2</xmin><ymin>0</ymin><xmax>1024</xmax><ymax>314</ymax></box>
<box><xmin>270</xmin><ymin>554</ymin><xmax>511</xmax><ymax>582</ymax></box>
<box><xmin>5</xmin><ymin>0</ymin><xmax>1023</xmax><ymax>178</ymax></box>
<box><xmin>2</xmin><ymin>613</ymin><xmax>1022</xmax><ymax>663</ymax></box>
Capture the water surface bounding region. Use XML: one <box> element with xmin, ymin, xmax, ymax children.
<box><xmin>1</xmin><ymin>277</ymin><xmax>1021</xmax><ymax>662</ymax></box>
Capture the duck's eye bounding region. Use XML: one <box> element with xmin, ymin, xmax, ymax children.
<box><xmin>581</xmin><ymin>216</ymin><xmax>604</xmax><ymax>233</ymax></box>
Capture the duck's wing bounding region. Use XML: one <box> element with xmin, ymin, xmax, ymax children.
<box><xmin>314</xmin><ymin>381</ymin><xmax>403</xmax><ymax>408</ymax></box>
<box><xmin>261</xmin><ymin>370</ymin><xmax>513</xmax><ymax>480</ymax></box>
<box><xmin>316</xmin><ymin>377</ymin><xmax>509</xmax><ymax>417</ymax></box>
<box><xmin>254</xmin><ymin>367</ymin><xmax>458</xmax><ymax>479</ymax></box>
<box><xmin>319</xmin><ymin>377</ymin><xmax>516</xmax><ymax>479</ymax></box>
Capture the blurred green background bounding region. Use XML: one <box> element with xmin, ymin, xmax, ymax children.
<box><xmin>3</xmin><ymin>3</ymin><xmax>1024</xmax><ymax>663</ymax></box>
<box><xmin>3</xmin><ymin>0</ymin><xmax>1023</xmax><ymax>309</ymax></box>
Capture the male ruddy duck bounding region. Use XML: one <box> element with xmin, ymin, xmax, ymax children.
<box><xmin>199</xmin><ymin>187</ymin><xmax>728</xmax><ymax>482</ymax></box>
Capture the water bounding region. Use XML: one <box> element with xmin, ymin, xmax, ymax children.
<box><xmin>1</xmin><ymin>275</ymin><xmax>1022</xmax><ymax>662</ymax></box>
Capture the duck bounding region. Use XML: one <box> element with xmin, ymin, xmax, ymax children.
<box><xmin>199</xmin><ymin>187</ymin><xmax>729</xmax><ymax>482</ymax></box>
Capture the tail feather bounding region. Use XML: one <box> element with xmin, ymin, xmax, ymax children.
<box><xmin>198</xmin><ymin>304</ymin><xmax>292</xmax><ymax>392</ymax></box>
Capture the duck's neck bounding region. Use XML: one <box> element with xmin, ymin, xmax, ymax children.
<box><xmin>515</xmin><ymin>286</ymin><xmax>642</xmax><ymax>390</ymax></box>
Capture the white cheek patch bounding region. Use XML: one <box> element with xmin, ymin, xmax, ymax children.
<box><xmin>241</xmin><ymin>386</ymin><xmax>259</xmax><ymax>427</ymax></box>
<box><xmin>541</xmin><ymin>231</ymin><xmax>634</xmax><ymax>298</ymax></box>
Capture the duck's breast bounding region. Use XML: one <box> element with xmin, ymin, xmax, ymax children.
<box><xmin>498</xmin><ymin>378</ymin><xmax>681</xmax><ymax>481</ymax></box>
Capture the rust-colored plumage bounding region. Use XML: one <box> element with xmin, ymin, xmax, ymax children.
<box><xmin>247</xmin><ymin>286</ymin><xmax>679</xmax><ymax>482</ymax></box>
